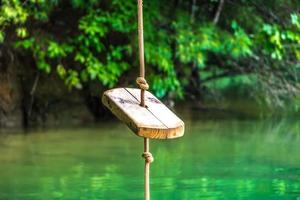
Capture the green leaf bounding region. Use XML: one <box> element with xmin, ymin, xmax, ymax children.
<box><xmin>16</xmin><ymin>27</ymin><xmax>27</xmax><ymax>38</ymax></box>
<box><xmin>56</xmin><ymin>64</ymin><xmax>66</xmax><ymax>78</ymax></box>
<box><xmin>0</xmin><ymin>31</ymin><xmax>4</xmax><ymax>43</ymax></box>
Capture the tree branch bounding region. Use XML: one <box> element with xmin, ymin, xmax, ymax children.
<box><xmin>213</xmin><ymin>0</ymin><xmax>225</xmax><ymax>25</ymax></box>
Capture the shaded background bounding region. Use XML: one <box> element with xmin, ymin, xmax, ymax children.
<box><xmin>0</xmin><ymin>0</ymin><xmax>300</xmax><ymax>128</ymax></box>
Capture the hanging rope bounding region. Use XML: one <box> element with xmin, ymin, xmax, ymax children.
<box><xmin>142</xmin><ymin>138</ymin><xmax>154</xmax><ymax>200</ymax></box>
<box><xmin>137</xmin><ymin>1</ymin><xmax>154</xmax><ymax>200</ymax></box>
<box><xmin>137</xmin><ymin>0</ymin><xmax>148</xmax><ymax>108</ymax></box>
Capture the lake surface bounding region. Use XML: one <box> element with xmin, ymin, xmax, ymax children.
<box><xmin>0</xmin><ymin>115</ymin><xmax>299</xmax><ymax>199</ymax></box>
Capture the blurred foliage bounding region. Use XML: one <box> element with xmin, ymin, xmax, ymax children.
<box><xmin>0</xmin><ymin>0</ymin><xmax>300</xmax><ymax>108</ymax></box>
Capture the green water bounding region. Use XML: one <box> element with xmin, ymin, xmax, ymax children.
<box><xmin>0</xmin><ymin>117</ymin><xmax>300</xmax><ymax>200</ymax></box>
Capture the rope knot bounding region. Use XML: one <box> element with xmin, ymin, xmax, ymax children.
<box><xmin>142</xmin><ymin>152</ymin><xmax>154</xmax><ymax>163</ymax></box>
<box><xmin>136</xmin><ymin>77</ymin><xmax>149</xmax><ymax>90</ymax></box>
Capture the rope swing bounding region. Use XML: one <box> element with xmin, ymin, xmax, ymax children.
<box><xmin>136</xmin><ymin>1</ymin><xmax>153</xmax><ymax>200</ymax></box>
<box><xmin>102</xmin><ymin>1</ymin><xmax>184</xmax><ymax>200</ymax></box>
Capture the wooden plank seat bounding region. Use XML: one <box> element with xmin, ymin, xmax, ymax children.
<box><xmin>102</xmin><ymin>88</ymin><xmax>184</xmax><ymax>139</ymax></box>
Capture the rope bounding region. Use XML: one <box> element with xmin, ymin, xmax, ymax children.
<box><xmin>142</xmin><ymin>151</ymin><xmax>154</xmax><ymax>163</ymax></box>
<box><xmin>138</xmin><ymin>0</ymin><xmax>145</xmax><ymax>79</ymax></box>
<box><xmin>137</xmin><ymin>0</ymin><xmax>147</xmax><ymax>107</ymax></box>
<box><xmin>136</xmin><ymin>77</ymin><xmax>149</xmax><ymax>90</ymax></box>
<box><xmin>142</xmin><ymin>138</ymin><xmax>153</xmax><ymax>200</ymax></box>
<box><xmin>137</xmin><ymin>1</ymin><xmax>154</xmax><ymax>200</ymax></box>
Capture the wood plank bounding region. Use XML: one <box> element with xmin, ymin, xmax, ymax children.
<box><xmin>102</xmin><ymin>88</ymin><xmax>184</xmax><ymax>139</ymax></box>
<box><xmin>102</xmin><ymin>88</ymin><xmax>164</xmax><ymax>135</ymax></box>
<box><xmin>125</xmin><ymin>88</ymin><xmax>185</xmax><ymax>139</ymax></box>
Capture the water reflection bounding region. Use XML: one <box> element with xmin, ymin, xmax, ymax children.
<box><xmin>0</xmin><ymin>118</ymin><xmax>299</xmax><ymax>199</ymax></box>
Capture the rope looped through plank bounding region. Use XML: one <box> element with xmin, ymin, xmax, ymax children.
<box><xmin>142</xmin><ymin>151</ymin><xmax>154</xmax><ymax>163</ymax></box>
<box><xmin>137</xmin><ymin>1</ymin><xmax>152</xmax><ymax>200</ymax></box>
<box><xmin>136</xmin><ymin>77</ymin><xmax>149</xmax><ymax>91</ymax></box>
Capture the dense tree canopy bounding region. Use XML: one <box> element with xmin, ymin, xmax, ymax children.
<box><xmin>1</xmin><ymin>0</ymin><xmax>300</xmax><ymax>109</ymax></box>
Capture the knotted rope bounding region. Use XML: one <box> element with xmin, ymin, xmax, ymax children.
<box><xmin>137</xmin><ymin>1</ymin><xmax>154</xmax><ymax>200</ymax></box>
<box><xmin>137</xmin><ymin>0</ymin><xmax>148</xmax><ymax>108</ymax></box>
<box><xmin>136</xmin><ymin>77</ymin><xmax>149</xmax><ymax>91</ymax></box>
<box><xmin>136</xmin><ymin>76</ymin><xmax>149</xmax><ymax>107</ymax></box>
<box><xmin>142</xmin><ymin>137</ymin><xmax>153</xmax><ymax>200</ymax></box>
<box><xmin>142</xmin><ymin>151</ymin><xmax>154</xmax><ymax>163</ymax></box>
